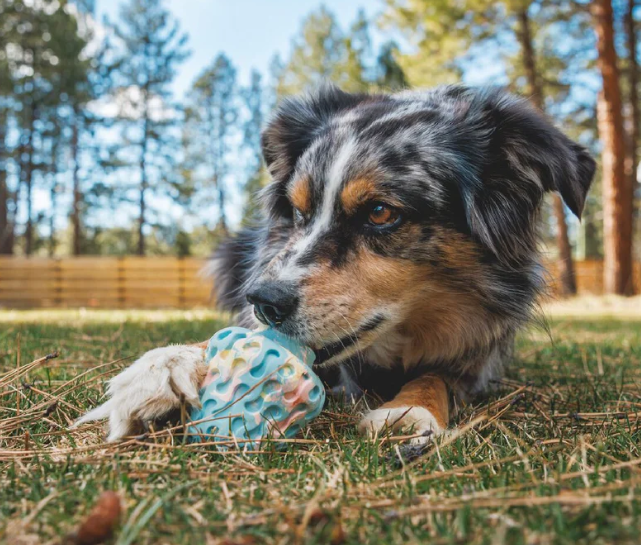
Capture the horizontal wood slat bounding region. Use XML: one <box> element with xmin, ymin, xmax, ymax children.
<box><xmin>0</xmin><ymin>257</ymin><xmax>637</xmax><ymax>309</ymax></box>
<box><xmin>0</xmin><ymin>257</ymin><xmax>215</xmax><ymax>309</ymax></box>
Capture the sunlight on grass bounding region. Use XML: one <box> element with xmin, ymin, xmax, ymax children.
<box><xmin>0</xmin><ymin>308</ymin><xmax>228</xmax><ymax>325</ymax></box>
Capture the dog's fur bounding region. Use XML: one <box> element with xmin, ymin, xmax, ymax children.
<box><xmin>76</xmin><ymin>84</ymin><xmax>595</xmax><ymax>443</ymax></box>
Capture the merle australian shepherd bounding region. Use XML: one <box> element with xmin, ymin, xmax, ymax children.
<box><xmin>76</xmin><ymin>84</ymin><xmax>595</xmax><ymax>444</ymax></box>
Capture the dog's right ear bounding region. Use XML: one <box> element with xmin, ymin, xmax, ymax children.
<box><xmin>261</xmin><ymin>83</ymin><xmax>369</xmax><ymax>183</ymax></box>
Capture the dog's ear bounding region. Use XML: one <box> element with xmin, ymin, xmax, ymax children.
<box><xmin>261</xmin><ymin>83</ymin><xmax>369</xmax><ymax>183</ymax></box>
<box><xmin>458</xmin><ymin>88</ymin><xmax>596</xmax><ymax>261</ymax></box>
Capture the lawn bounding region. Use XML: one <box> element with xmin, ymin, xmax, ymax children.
<box><xmin>1</xmin><ymin>304</ymin><xmax>641</xmax><ymax>545</ymax></box>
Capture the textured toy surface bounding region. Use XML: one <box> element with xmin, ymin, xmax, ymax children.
<box><xmin>188</xmin><ymin>327</ymin><xmax>325</xmax><ymax>449</ymax></box>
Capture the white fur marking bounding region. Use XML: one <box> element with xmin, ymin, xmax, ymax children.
<box><xmin>359</xmin><ymin>406</ymin><xmax>444</xmax><ymax>446</ymax></box>
<box><xmin>72</xmin><ymin>345</ymin><xmax>206</xmax><ymax>442</ymax></box>
<box><xmin>278</xmin><ymin>137</ymin><xmax>357</xmax><ymax>282</ymax></box>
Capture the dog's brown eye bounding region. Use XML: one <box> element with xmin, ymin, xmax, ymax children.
<box><xmin>368</xmin><ymin>203</ymin><xmax>399</xmax><ymax>226</ymax></box>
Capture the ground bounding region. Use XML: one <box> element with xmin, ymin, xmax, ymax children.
<box><xmin>1</xmin><ymin>301</ymin><xmax>641</xmax><ymax>545</ymax></box>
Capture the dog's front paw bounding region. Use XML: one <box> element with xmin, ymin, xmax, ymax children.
<box><xmin>73</xmin><ymin>345</ymin><xmax>207</xmax><ymax>442</ymax></box>
<box><xmin>358</xmin><ymin>406</ymin><xmax>445</xmax><ymax>446</ymax></box>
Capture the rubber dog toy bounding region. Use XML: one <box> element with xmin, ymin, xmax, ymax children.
<box><xmin>188</xmin><ymin>327</ymin><xmax>325</xmax><ymax>449</ymax></box>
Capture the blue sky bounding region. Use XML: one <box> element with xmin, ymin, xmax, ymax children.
<box><xmin>97</xmin><ymin>0</ymin><xmax>386</xmax><ymax>96</ymax></box>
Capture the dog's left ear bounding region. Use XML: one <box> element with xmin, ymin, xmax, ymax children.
<box><xmin>459</xmin><ymin>89</ymin><xmax>596</xmax><ymax>260</ymax></box>
<box><xmin>261</xmin><ymin>83</ymin><xmax>370</xmax><ymax>184</ymax></box>
<box><xmin>259</xmin><ymin>83</ymin><xmax>372</xmax><ymax>220</ymax></box>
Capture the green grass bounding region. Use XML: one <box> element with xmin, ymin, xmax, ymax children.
<box><xmin>1</xmin><ymin>309</ymin><xmax>641</xmax><ymax>545</ymax></box>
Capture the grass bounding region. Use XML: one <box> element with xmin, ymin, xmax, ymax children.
<box><xmin>1</xmin><ymin>303</ymin><xmax>641</xmax><ymax>545</ymax></box>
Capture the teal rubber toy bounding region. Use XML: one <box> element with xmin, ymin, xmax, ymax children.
<box><xmin>188</xmin><ymin>327</ymin><xmax>325</xmax><ymax>449</ymax></box>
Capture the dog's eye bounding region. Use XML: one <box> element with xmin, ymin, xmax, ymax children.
<box><xmin>367</xmin><ymin>203</ymin><xmax>401</xmax><ymax>227</ymax></box>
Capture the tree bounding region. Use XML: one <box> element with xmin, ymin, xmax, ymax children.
<box><xmin>113</xmin><ymin>0</ymin><xmax>189</xmax><ymax>255</ymax></box>
<box><xmin>624</xmin><ymin>0</ymin><xmax>639</xmax><ymax>257</ymax></box>
<box><xmin>48</xmin><ymin>1</ymin><xmax>93</xmax><ymax>256</ymax></box>
<box><xmin>375</xmin><ymin>41</ymin><xmax>408</xmax><ymax>91</ymax></box>
<box><xmin>341</xmin><ymin>9</ymin><xmax>372</xmax><ymax>92</ymax></box>
<box><xmin>184</xmin><ymin>53</ymin><xmax>238</xmax><ymax>235</ymax></box>
<box><xmin>515</xmin><ymin>3</ymin><xmax>577</xmax><ymax>296</ymax></box>
<box><xmin>382</xmin><ymin>0</ymin><xmax>600</xmax><ymax>295</ymax></box>
<box><xmin>0</xmin><ymin>55</ymin><xmax>12</xmax><ymax>255</ymax></box>
<box><xmin>241</xmin><ymin>69</ymin><xmax>268</xmax><ymax>223</ymax></box>
<box><xmin>592</xmin><ymin>0</ymin><xmax>634</xmax><ymax>295</ymax></box>
<box><xmin>277</xmin><ymin>7</ymin><xmax>347</xmax><ymax>96</ymax></box>
<box><xmin>380</xmin><ymin>0</ymin><xmax>470</xmax><ymax>86</ymax></box>
<box><xmin>0</xmin><ymin>0</ymin><xmax>94</xmax><ymax>256</ymax></box>
<box><xmin>6</xmin><ymin>0</ymin><xmax>59</xmax><ymax>255</ymax></box>
<box><xmin>276</xmin><ymin>7</ymin><xmax>383</xmax><ymax>96</ymax></box>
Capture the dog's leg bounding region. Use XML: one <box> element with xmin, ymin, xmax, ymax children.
<box><xmin>73</xmin><ymin>342</ymin><xmax>209</xmax><ymax>442</ymax></box>
<box><xmin>359</xmin><ymin>374</ymin><xmax>449</xmax><ymax>445</ymax></box>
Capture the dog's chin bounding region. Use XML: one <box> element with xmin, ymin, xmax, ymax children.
<box><xmin>309</xmin><ymin>314</ymin><xmax>389</xmax><ymax>368</ymax></box>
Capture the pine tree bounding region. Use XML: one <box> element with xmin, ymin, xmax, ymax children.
<box><xmin>624</xmin><ymin>0</ymin><xmax>639</xmax><ymax>260</ymax></box>
<box><xmin>514</xmin><ymin>3</ymin><xmax>577</xmax><ymax>296</ymax></box>
<box><xmin>380</xmin><ymin>0</ymin><xmax>470</xmax><ymax>86</ymax></box>
<box><xmin>0</xmin><ymin>40</ymin><xmax>12</xmax><ymax>254</ymax></box>
<box><xmin>592</xmin><ymin>0</ymin><xmax>634</xmax><ymax>294</ymax></box>
<box><xmin>241</xmin><ymin>69</ymin><xmax>268</xmax><ymax>223</ymax></box>
<box><xmin>341</xmin><ymin>9</ymin><xmax>372</xmax><ymax>92</ymax></box>
<box><xmin>0</xmin><ymin>0</ymin><xmax>93</xmax><ymax>256</ymax></box>
<box><xmin>382</xmin><ymin>0</ymin><xmax>598</xmax><ymax>295</ymax></box>
<box><xmin>276</xmin><ymin>7</ymin><xmax>376</xmax><ymax>96</ymax></box>
<box><xmin>375</xmin><ymin>41</ymin><xmax>408</xmax><ymax>91</ymax></box>
<box><xmin>184</xmin><ymin>53</ymin><xmax>238</xmax><ymax>235</ymax></box>
<box><xmin>277</xmin><ymin>7</ymin><xmax>347</xmax><ymax>96</ymax></box>
<box><xmin>113</xmin><ymin>0</ymin><xmax>189</xmax><ymax>255</ymax></box>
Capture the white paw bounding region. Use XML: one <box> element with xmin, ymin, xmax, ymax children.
<box><xmin>359</xmin><ymin>406</ymin><xmax>445</xmax><ymax>445</ymax></box>
<box><xmin>73</xmin><ymin>345</ymin><xmax>206</xmax><ymax>442</ymax></box>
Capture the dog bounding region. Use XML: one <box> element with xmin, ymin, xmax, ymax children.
<box><xmin>75</xmin><ymin>84</ymin><xmax>595</xmax><ymax>443</ymax></box>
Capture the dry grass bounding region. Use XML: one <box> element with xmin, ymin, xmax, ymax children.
<box><xmin>1</xmin><ymin>305</ymin><xmax>641</xmax><ymax>544</ymax></box>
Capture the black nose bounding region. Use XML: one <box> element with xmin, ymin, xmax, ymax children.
<box><xmin>246</xmin><ymin>281</ymin><xmax>299</xmax><ymax>327</ymax></box>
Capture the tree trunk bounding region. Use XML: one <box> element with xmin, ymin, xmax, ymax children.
<box><xmin>49</xmin><ymin>184</ymin><xmax>56</xmax><ymax>257</ymax></box>
<box><xmin>23</xmin><ymin>105</ymin><xmax>37</xmax><ymax>257</ymax></box>
<box><xmin>71</xmin><ymin>111</ymin><xmax>82</xmax><ymax>255</ymax></box>
<box><xmin>216</xmin><ymin>174</ymin><xmax>229</xmax><ymax>237</ymax></box>
<box><xmin>625</xmin><ymin>0</ymin><xmax>639</xmax><ymax>253</ymax></box>
<box><xmin>0</xmin><ymin>114</ymin><xmax>13</xmax><ymax>255</ymax></box>
<box><xmin>48</xmin><ymin>137</ymin><xmax>60</xmax><ymax>258</ymax></box>
<box><xmin>138</xmin><ymin>110</ymin><xmax>149</xmax><ymax>257</ymax></box>
<box><xmin>593</xmin><ymin>0</ymin><xmax>634</xmax><ymax>295</ymax></box>
<box><xmin>516</xmin><ymin>6</ymin><xmax>577</xmax><ymax>296</ymax></box>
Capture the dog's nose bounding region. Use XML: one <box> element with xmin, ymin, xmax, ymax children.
<box><xmin>246</xmin><ymin>282</ymin><xmax>299</xmax><ymax>327</ymax></box>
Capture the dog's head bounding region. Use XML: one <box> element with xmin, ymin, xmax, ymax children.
<box><xmin>246</xmin><ymin>84</ymin><xmax>595</xmax><ymax>366</ymax></box>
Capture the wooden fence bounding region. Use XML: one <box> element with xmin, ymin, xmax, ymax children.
<box><xmin>546</xmin><ymin>259</ymin><xmax>640</xmax><ymax>296</ymax></box>
<box><xmin>0</xmin><ymin>257</ymin><xmax>639</xmax><ymax>309</ymax></box>
<box><xmin>0</xmin><ymin>257</ymin><xmax>213</xmax><ymax>309</ymax></box>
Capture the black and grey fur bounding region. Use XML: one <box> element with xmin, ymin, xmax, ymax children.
<box><xmin>211</xmin><ymin>84</ymin><xmax>595</xmax><ymax>404</ymax></box>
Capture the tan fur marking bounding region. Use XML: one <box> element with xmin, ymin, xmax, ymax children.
<box><xmin>381</xmin><ymin>375</ymin><xmax>449</xmax><ymax>429</ymax></box>
<box><xmin>300</xmin><ymin>225</ymin><xmax>503</xmax><ymax>366</ymax></box>
<box><xmin>340</xmin><ymin>178</ymin><xmax>379</xmax><ymax>214</ymax></box>
<box><xmin>289</xmin><ymin>177</ymin><xmax>311</xmax><ymax>214</ymax></box>
<box><xmin>399</xmin><ymin>228</ymin><xmax>502</xmax><ymax>366</ymax></box>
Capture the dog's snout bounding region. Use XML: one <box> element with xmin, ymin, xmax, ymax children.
<box><xmin>246</xmin><ymin>281</ymin><xmax>299</xmax><ymax>327</ymax></box>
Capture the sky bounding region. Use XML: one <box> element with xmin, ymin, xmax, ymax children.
<box><xmin>97</xmin><ymin>0</ymin><xmax>386</xmax><ymax>97</ymax></box>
